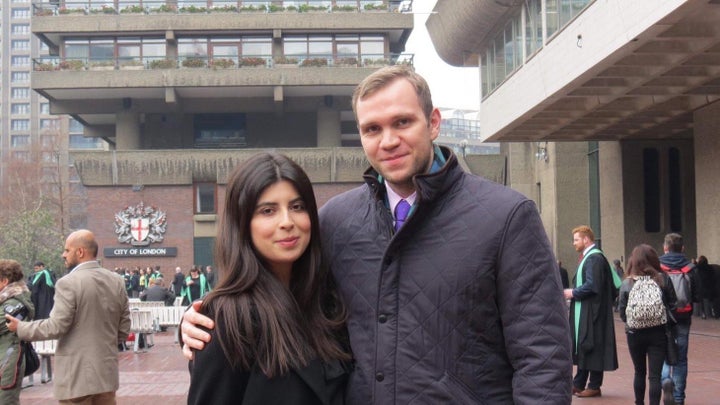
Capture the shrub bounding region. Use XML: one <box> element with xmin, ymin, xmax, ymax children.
<box><xmin>210</xmin><ymin>58</ymin><xmax>236</xmax><ymax>69</ymax></box>
<box><xmin>268</xmin><ymin>4</ymin><xmax>285</xmax><ymax>12</ymax></box>
<box><xmin>152</xmin><ymin>4</ymin><xmax>177</xmax><ymax>13</ymax></box>
<box><xmin>332</xmin><ymin>5</ymin><xmax>357</xmax><ymax>12</ymax></box>
<box><xmin>239</xmin><ymin>57</ymin><xmax>266</xmax><ymax>67</ymax></box>
<box><xmin>90</xmin><ymin>60</ymin><xmax>116</xmax><ymax>68</ymax></box>
<box><xmin>211</xmin><ymin>5</ymin><xmax>238</xmax><ymax>13</ymax></box>
<box><xmin>364</xmin><ymin>58</ymin><xmax>389</xmax><ymax>66</ymax></box>
<box><xmin>336</xmin><ymin>57</ymin><xmax>358</xmax><ymax>66</ymax></box>
<box><xmin>182</xmin><ymin>58</ymin><xmax>207</xmax><ymax>68</ymax></box>
<box><xmin>274</xmin><ymin>56</ymin><xmax>299</xmax><ymax>65</ymax></box>
<box><xmin>58</xmin><ymin>60</ymin><xmax>85</xmax><ymax>70</ymax></box>
<box><xmin>150</xmin><ymin>59</ymin><xmax>176</xmax><ymax>69</ymax></box>
<box><xmin>240</xmin><ymin>4</ymin><xmax>267</xmax><ymax>12</ymax></box>
<box><xmin>299</xmin><ymin>4</ymin><xmax>327</xmax><ymax>12</ymax></box>
<box><xmin>301</xmin><ymin>57</ymin><xmax>328</xmax><ymax>67</ymax></box>
<box><xmin>35</xmin><ymin>62</ymin><xmax>57</xmax><ymax>71</ymax></box>
<box><xmin>121</xmin><ymin>5</ymin><xmax>145</xmax><ymax>13</ymax></box>
<box><xmin>179</xmin><ymin>5</ymin><xmax>207</xmax><ymax>13</ymax></box>
<box><xmin>364</xmin><ymin>3</ymin><xmax>388</xmax><ymax>11</ymax></box>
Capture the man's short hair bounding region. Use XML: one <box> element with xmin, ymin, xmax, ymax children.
<box><xmin>664</xmin><ymin>233</ymin><xmax>684</xmax><ymax>253</ymax></box>
<box><xmin>572</xmin><ymin>225</ymin><xmax>595</xmax><ymax>241</ymax></box>
<box><xmin>34</xmin><ymin>261</ymin><xmax>45</xmax><ymax>267</ymax></box>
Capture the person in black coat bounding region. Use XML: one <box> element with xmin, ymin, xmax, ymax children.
<box><xmin>27</xmin><ymin>261</ymin><xmax>55</xmax><ymax>319</ymax></box>
<box><xmin>186</xmin><ymin>153</ymin><xmax>350</xmax><ymax>405</ymax></box>
<box><xmin>696</xmin><ymin>256</ymin><xmax>716</xmax><ymax>319</ymax></box>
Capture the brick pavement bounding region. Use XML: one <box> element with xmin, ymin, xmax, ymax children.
<box><xmin>18</xmin><ymin>314</ymin><xmax>720</xmax><ymax>404</ymax></box>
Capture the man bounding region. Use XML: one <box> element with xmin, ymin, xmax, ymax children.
<box><xmin>140</xmin><ymin>277</ymin><xmax>176</xmax><ymax>306</ymax></box>
<box><xmin>6</xmin><ymin>230</ymin><xmax>130</xmax><ymax>404</ymax></box>
<box><xmin>204</xmin><ymin>265</ymin><xmax>216</xmax><ymax>289</ymax></box>
<box><xmin>660</xmin><ymin>233</ymin><xmax>700</xmax><ymax>405</ymax></box>
<box><xmin>563</xmin><ymin>225</ymin><xmax>619</xmax><ymax>398</ymax></box>
<box><xmin>27</xmin><ymin>260</ymin><xmax>55</xmax><ymax>319</ymax></box>
<box><xmin>171</xmin><ymin>266</ymin><xmax>184</xmax><ymax>295</ymax></box>
<box><xmin>181</xmin><ymin>66</ymin><xmax>572</xmax><ymax>403</ymax></box>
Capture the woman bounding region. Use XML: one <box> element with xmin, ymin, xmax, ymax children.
<box><xmin>188</xmin><ymin>153</ymin><xmax>350</xmax><ymax>404</ymax></box>
<box><xmin>181</xmin><ymin>266</ymin><xmax>210</xmax><ymax>306</ymax></box>
<box><xmin>618</xmin><ymin>244</ymin><xmax>677</xmax><ymax>405</ymax></box>
<box><xmin>0</xmin><ymin>259</ymin><xmax>35</xmax><ymax>405</ymax></box>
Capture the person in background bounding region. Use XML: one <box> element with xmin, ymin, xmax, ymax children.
<box><xmin>558</xmin><ymin>260</ymin><xmax>570</xmax><ymax>289</ymax></box>
<box><xmin>187</xmin><ymin>153</ymin><xmax>350</xmax><ymax>404</ymax></box>
<box><xmin>564</xmin><ymin>225</ymin><xmax>619</xmax><ymax>398</ymax></box>
<box><xmin>172</xmin><ymin>266</ymin><xmax>184</xmax><ymax>296</ymax></box>
<box><xmin>182</xmin><ymin>65</ymin><xmax>572</xmax><ymax>404</ymax></box>
<box><xmin>181</xmin><ymin>267</ymin><xmax>210</xmax><ymax>306</ymax></box>
<box><xmin>613</xmin><ymin>259</ymin><xmax>625</xmax><ymax>312</ymax></box>
<box><xmin>27</xmin><ymin>260</ymin><xmax>55</xmax><ymax>320</ymax></box>
<box><xmin>618</xmin><ymin>244</ymin><xmax>677</xmax><ymax>405</ymax></box>
<box><xmin>6</xmin><ymin>230</ymin><xmax>130</xmax><ymax>404</ymax></box>
<box><xmin>0</xmin><ymin>259</ymin><xmax>35</xmax><ymax>405</ymax></box>
<box><xmin>140</xmin><ymin>277</ymin><xmax>176</xmax><ymax>306</ymax></box>
<box><xmin>696</xmin><ymin>255</ymin><xmax>716</xmax><ymax>319</ymax></box>
<box><xmin>204</xmin><ymin>265</ymin><xmax>216</xmax><ymax>289</ymax></box>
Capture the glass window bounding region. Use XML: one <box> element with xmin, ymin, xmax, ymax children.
<box><xmin>12</xmin><ymin>56</ymin><xmax>30</xmax><ymax>66</ymax></box>
<box><xmin>360</xmin><ymin>35</ymin><xmax>384</xmax><ymax>60</ymax></box>
<box><xmin>12</xmin><ymin>40</ymin><xmax>30</xmax><ymax>50</ymax></box>
<box><xmin>65</xmin><ymin>39</ymin><xmax>89</xmax><ymax>59</ymax></box>
<box><xmin>11</xmin><ymin>135</ymin><xmax>30</xmax><ymax>148</ymax></box>
<box><xmin>195</xmin><ymin>183</ymin><xmax>216</xmax><ymax>214</ymax></box>
<box><xmin>12</xmin><ymin>119</ymin><xmax>30</xmax><ymax>131</ymax></box>
<box><xmin>40</xmin><ymin>103</ymin><xmax>50</xmax><ymax>114</ymax></box>
<box><xmin>12</xmin><ymin>8</ymin><xmax>31</xmax><ymax>18</ymax></box>
<box><xmin>11</xmin><ymin>72</ymin><xmax>30</xmax><ymax>83</ymax></box>
<box><xmin>11</xmin><ymin>103</ymin><xmax>30</xmax><ymax>114</ymax></box>
<box><xmin>90</xmin><ymin>38</ymin><xmax>115</xmax><ymax>62</ymax></box>
<box><xmin>40</xmin><ymin>119</ymin><xmax>59</xmax><ymax>130</ymax></box>
<box><xmin>179</xmin><ymin>38</ymin><xmax>208</xmax><ymax>58</ymax></box>
<box><xmin>41</xmin><ymin>134</ymin><xmax>57</xmax><ymax>148</ymax></box>
<box><xmin>69</xmin><ymin>119</ymin><xmax>84</xmax><ymax>133</ymax></box>
<box><xmin>12</xmin><ymin>24</ymin><xmax>30</xmax><ymax>34</ymax></box>
<box><xmin>69</xmin><ymin>135</ymin><xmax>104</xmax><ymax>149</ymax></box>
<box><xmin>241</xmin><ymin>37</ymin><xmax>272</xmax><ymax>57</ymax></box>
<box><xmin>12</xmin><ymin>88</ymin><xmax>30</xmax><ymax>98</ymax></box>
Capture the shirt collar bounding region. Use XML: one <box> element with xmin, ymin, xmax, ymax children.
<box><xmin>70</xmin><ymin>260</ymin><xmax>99</xmax><ymax>274</ymax></box>
<box><xmin>386</xmin><ymin>184</ymin><xmax>417</xmax><ymax>215</ymax></box>
<box><xmin>582</xmin><ymin>244</ymin><xmax>596</xmax><ymax>256</ymax></box>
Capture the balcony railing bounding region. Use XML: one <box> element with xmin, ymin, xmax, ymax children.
<box><xmin>32</xmin><ymin>0</ymin><xmax>413</xmax><ymax>16</ymax></box>
<box><xmin>32</xmin><ymin>53</ymin><xmax>414</xmax><ymax>71</ymax></box>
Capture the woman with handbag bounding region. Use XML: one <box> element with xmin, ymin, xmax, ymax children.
<box><xmin>618</xmin><ymin>244</ymin><xmax>678</xmax><ymax>405</ymax></box>
<box><xmin>0</xmin><ymin>259</ymin><xmax>35</xmax><ymax>405</ymax></box>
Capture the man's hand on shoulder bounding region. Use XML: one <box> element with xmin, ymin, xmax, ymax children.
<box><xmin>181</xmin><ymin>300</ymin><xmax>214</xmax><ymax>360</ymax></box>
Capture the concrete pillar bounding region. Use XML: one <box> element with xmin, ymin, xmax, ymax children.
<box><xmin>316</xmin><ymin>105</ymin><xmax>341</xmax><ymax>147</ymax></box>
<box><xmin>598</xmin><ymin>141</ymin><xmax>626</xmax><ymax>264</ymax></box>
<box><xmin>116</xmin><ymin>111</ymin><xmax>141</xmax><ymax>150</ymax></box>
<box><xmin>694</xmin><ymin>102</ymin><xmax>720</xmax><ymax>261</ymax></box>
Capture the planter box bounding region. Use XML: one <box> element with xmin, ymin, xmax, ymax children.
<box><xmin>120</xmin><ymin>65</ymin><xmax>145</xmax><ymax>70</ymax></box>
<box><xmin>90</xmin><ymin>66</ymin><xmax>115</xmax><ymax>71</ymax></box>
<box><xmin>275</xmin><ymin>64</ymin><xmax>298</xmax><ymax>68</ymax></box>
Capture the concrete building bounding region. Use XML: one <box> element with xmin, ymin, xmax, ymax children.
<box><xmin>29</xmin><ymin>0</ymin><xmax>414</xmax><ymax>275</ymax></box>
<box><xmin>427</xmin><ymin>0</ymin><xmax>720</xmax><ymax>268</ymax></box>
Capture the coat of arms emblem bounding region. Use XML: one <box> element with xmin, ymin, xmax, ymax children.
<box><xmin>114</xmin><ymin>202</ymin><xmax>167</xmax><ymax>246</ymax></box>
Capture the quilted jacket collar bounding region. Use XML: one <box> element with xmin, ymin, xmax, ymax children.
<box><xmin>362</xmin><ymin>144</ymin><xmax>462</xmax><ymax>205</ymax></box>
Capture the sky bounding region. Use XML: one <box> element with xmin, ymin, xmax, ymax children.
<box><xmin>403</xmin><ymin>2</ymin><xmax>480</xmax><ymax>111</ymax></box>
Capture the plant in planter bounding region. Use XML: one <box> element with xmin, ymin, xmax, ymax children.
<box><xmin>363</xmin><ymin>57</ymin><xmax>389</xmax><ymax>67</ymax></box>
<box><xmin>210</xmin><ymin>58</ymin><xmax>236</xmax><ymax>69</ymax></box>
<box><xmin>35</xmin><ymin>8</ymin><xmax>54</xmax><ymax>16</ymax></box>
<box><xmin>35</xmin><ymin>62</ymin><xmax>57</xmax><ymax>71</ymax></box>
<box><xmin>211</xmin><ymin>5</ymin><xmax>238</xmax><ymax>13</ymax></box>
<box><xmin>58</xmin><ymin>60</ymin><xmax>86</xmax><ymax>70</ymax></box>
<box><xmin>301</xmin><ymin>57</ymin><xmax>328</xmax><ymax>67</ymax></box>
<box><xmin>332</xmin><ymin>5</ymin><xmax>357</xmax><ymax>12</ymax></box>
<box><xmin>274</xmin><ymin>56</ymin><xmax>299</xmax><ymax>66</ymax></box>
<box><xmin>120</xmin><ymin>5</ymin><xmax>145</xmax><ymax>14</ymax></box>
<box><xmin>179</xmin><ymin>5</ymin><xmax>207</xmax><ymax>13</ymax></box>
<box><xmin>149</xmin><ymin>59</ymin><xmax>176</xmax><ymax>69</ymax></box>
<box><xmin>120</xmin><ymin>59</ymin><xmax>145</xmax><ymax>69</ymax></box>
<box><xmin>285</xmin><ymin>5</ymin><xmax>298</xmax><ymax>12</ymax></box>
<box><xmin>336</xmin><ymin>57</ymin><xmax>358</xmax><ymax>66</ymax></box>
<box><xmin>364</xmin><ymin>3</ymin><xmax>389</xmax><ymax>11</ymax></box>
<box><xmin>90</xmin><ymin>60</ymin><xmax>116</xmax><ymax>70</ymax></box>
<box><xmin>268</xmin><ymin>4</ymin><xmax>285</xmax><ymax>12</ymax></box>
<box><xmin>239</xmin><ymin>57</ymin><xmax>266</xmax><ymax>67</ymax></box>
<box><xmin>299</xmin><ymin>4</ymin><xmax>328</xmax><ymax>12</ymax></box>
<box><xmin>90</xmin><ymin>5</ymin><xmax>116</xmax><ymax>14</ymax></box>
<box><xmin>182</xmin><ymin>58</ymin><xmax>207</xmax><ymax>68</ymax></box>
<box><xmin>239</xmin><ymin>4</ymin><xmax>267</xmax><ymax>12</ymax></box>
<box><xmin>58</xmin><ymin>7</ymin><xmax>85</xmax><ymax>15</ymax></box>
<box><xmin>150</xmin><ymin>4</ymin><xmax>177</xmax><ymax>13</ymax></box>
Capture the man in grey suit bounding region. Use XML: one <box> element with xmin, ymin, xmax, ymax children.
<box><xmin>6</xmin><ymin>229</ymin><xmax>130</xmax><ymax>404</ymax></box>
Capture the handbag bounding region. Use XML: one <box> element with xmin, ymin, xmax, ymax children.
<box><xmin>22</xmin><ymin>341</ymin><xmax>40</xmax><ymax>377</ymax></box>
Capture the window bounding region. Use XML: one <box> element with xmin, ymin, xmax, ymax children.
<box><xmin>194</xmin><ymin>113</ymin><xmax>247</xmax><ymax>147</ymax></box>
<box><xmin>12</xmin><ymin>8</ymin><xmax>31</xmax><ymax>19</ymax></box>
<box><xmin>12</xmin><ymin>88</ymin><xmax>30</xmax><ymax>98</ymax></box>
<box><xmin>11</xmin><ymin>56</ymin><xmax>30</xmax><ymax>67</ymax></box>
<box><xmin>69</xmin><ymin>119</ymin><xmax>84</xmax><ymax>133</ymax></box>
<box><xmin>40</xmin><ymin>119</ymin><xmax>59</xmax><ymax>131</ymax></box>
<box><xmin>12</xmin><ymin>24</ymin><xmax>30</xmax><ymax>34</ymax></box>
<box><xmin>195</xmin><ymin>183</ymin><xmax>216</xmax><ymax>214</ymax></box>
<box><xmin>11</xmin><ymin>119</ymin><xmax>30</xmax><ymax>131</ymax></box>
<box><xmin>41</xmin><ymin>134</ymin><xmax>57</xmax><ymax>148</ymax></box>
<box><xmin>69</xmin><ymin>135</ymin><xmax>104</xmax><ymax>150</ymax></box>
<box><xmin>12</xmin><ymin>40</ymin><xmax>30</xmax><ymax>50</ymax></box>
<box><xmin>13</xmin><ymin>151</ymin><xmax>31</xmax><ymax>162</ymax></box>
<box><xmin>40</xmin><ymin>103</ymin><xmax>50</xmax><ymax>114</ymax></box>
<box><xmin>11</xmin><ymin>103</ymin><xmax>30</xmax><ymax>114</ymax></box>
<box><xmin>11</xmin><ymin>71</ymin><xmax>30</xmax><ymax>83</ymax></box>
<box><xmin>11</xmin><ymin>135</ymin><xmax>30</xmax><ymax>148</ymax></box>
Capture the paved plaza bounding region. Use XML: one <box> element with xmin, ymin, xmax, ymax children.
<box><xmin>19</xmin><ymin>314</ymin><xmax>720</xmax><ymax>404</ymax></box>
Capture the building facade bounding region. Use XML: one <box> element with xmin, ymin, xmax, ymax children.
<box><xmin>30</xmin><ymin>0</ymin><xmax>414</xmax><ymax>275</ymax></box>
<box><xmin>427</xmin><ymin>0</ymin><xmax>720</xmax><ymax>269</ymax></box>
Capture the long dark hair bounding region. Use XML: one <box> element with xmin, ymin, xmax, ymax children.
<box><xmin>626</xmin><ymin>244</ymin><xmax>665</xmax><ymax>287</ymax></box>
<box><xmin>200</xmin><ymin>153</ymin><xmax>348</xmax><ymax>377</ymax></box>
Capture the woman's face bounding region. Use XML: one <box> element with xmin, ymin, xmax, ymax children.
<box><xmin>250</xmin><ymin>180</ymin><xmax>311</xmax><ymax>282</ymax></box>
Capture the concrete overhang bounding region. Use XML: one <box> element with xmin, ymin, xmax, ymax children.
<box><xmin>430</xmin><ymin>0</ymin><xmax>720</xmax><ymax>142</ymax></box>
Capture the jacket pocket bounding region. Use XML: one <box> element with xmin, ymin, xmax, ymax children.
<box><xmin>439</xmin><ymin>371</ymin><xmax>484</xmax><ymax>405</ymax></box>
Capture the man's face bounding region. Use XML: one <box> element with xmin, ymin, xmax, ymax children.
<box><xmin>62</xmin><ymin>240</ymin><xmax>80</xmax><ymax>270</ymax></box>
<box><xmin>356</xmin><ymin>78</ymin><xmax>440</xmax><ymax>197</ymax></box>
<box><xmin>34</xmin><ymin>265</ymin><xmax>42</xmax><ymax>273</ymax></box>
<box><xmin>572</xmin><ymin>232</ymin><xmax>588</xmax><ymax>253</ymax></box>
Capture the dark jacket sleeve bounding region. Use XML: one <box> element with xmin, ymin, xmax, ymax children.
<box><xmin>662</xmin><ymin>272</ymin><xmax>678</xmax><ymax>322</ymax></box>
<box><xmin>618</xmin><ymin>278</ymin><xmax>633</xmax><ymax>324</ymax></box>
<box><xmin>188</xmin><ymin>327</ymin><xmax>250</xmax><ymax>404</ymax></box>
<box><xmin>497</xmin><ymin>200</ymin><xmax>573</xmax><ymax>404</ymax></box>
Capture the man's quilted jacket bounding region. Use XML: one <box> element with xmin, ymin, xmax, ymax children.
<box><xmin>319</xmin><ymin>147</ymin><xmax>573</xmax><ymax>404</ymax></box>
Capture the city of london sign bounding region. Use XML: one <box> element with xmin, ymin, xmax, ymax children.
<box><xmin>106</xmin><ymin>202</ymin><xmax>175</xmax><ymax>258</ymax></box>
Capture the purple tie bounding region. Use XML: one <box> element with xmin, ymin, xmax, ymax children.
<box><xmin>394</xmin><ymin>199</ymin><xmax>411</xmax><ymax>231</ymax></box>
